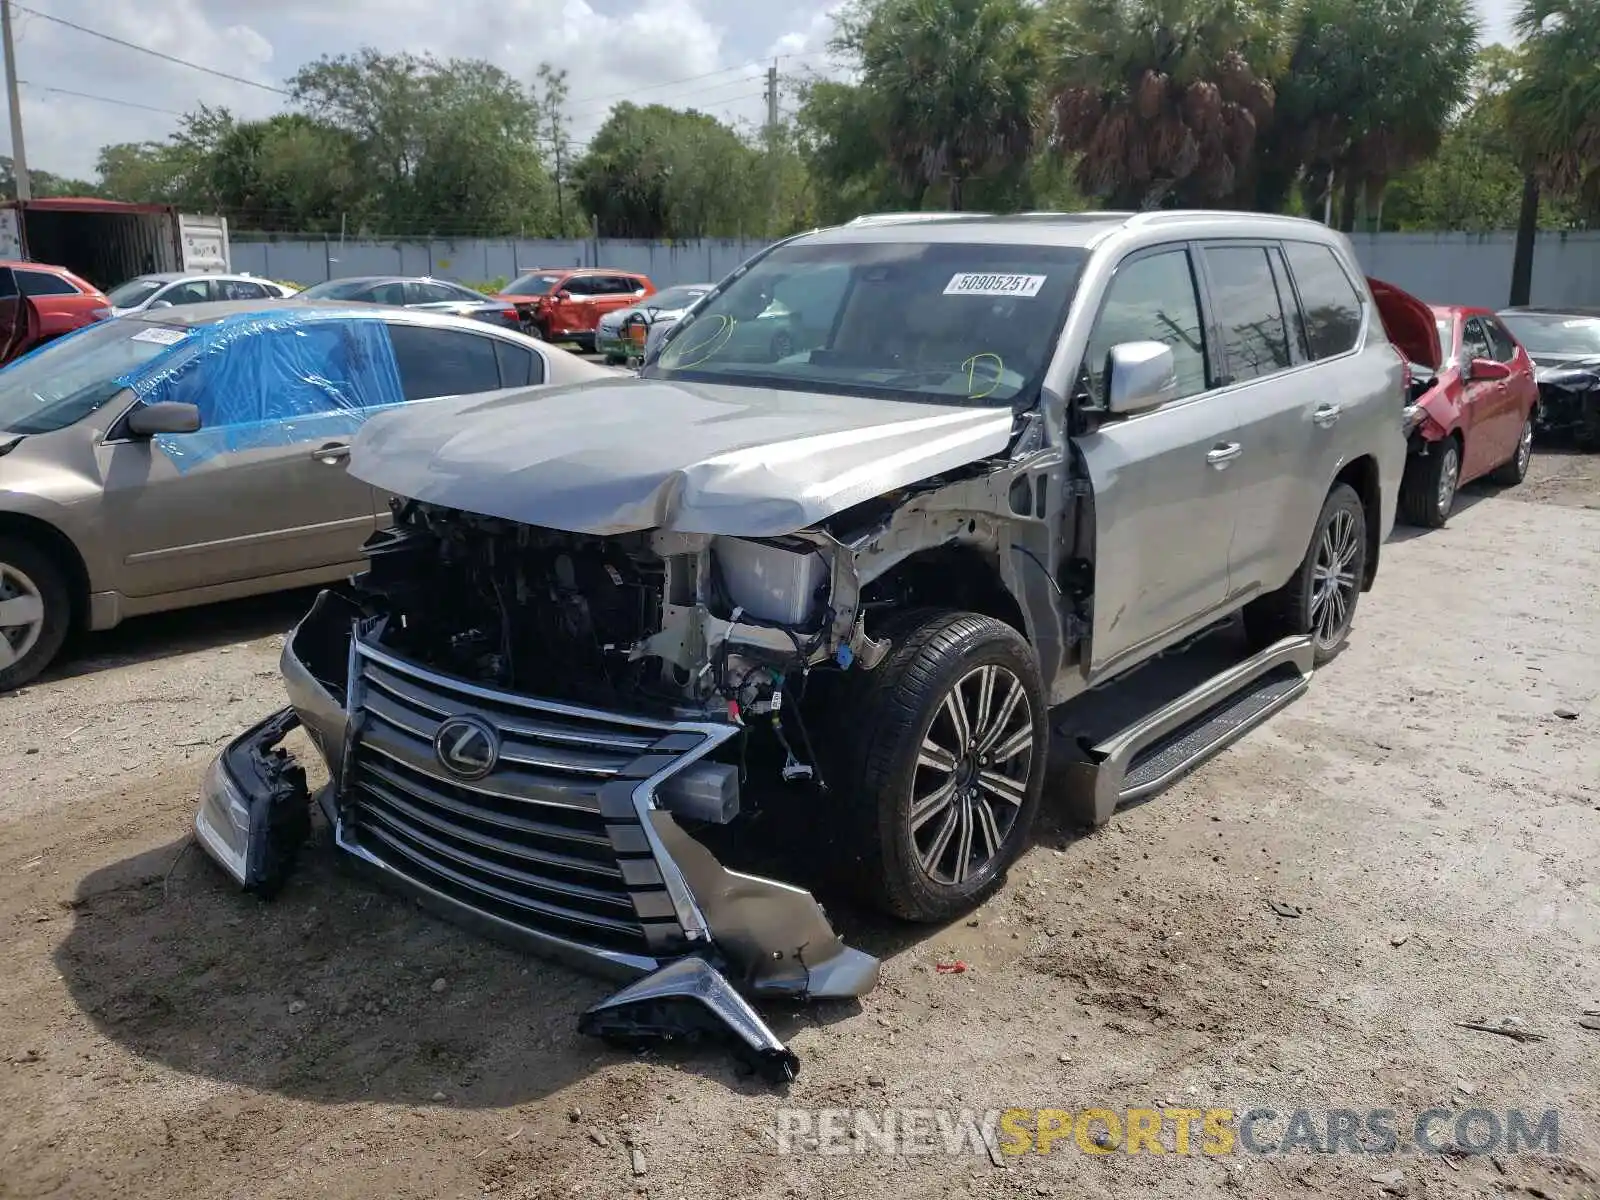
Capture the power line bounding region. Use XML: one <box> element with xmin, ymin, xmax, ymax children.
<box><xmin>8</xmin><ymin>2</ymin><xmax>291</xmax><ymax>96</ymax></box>
<box><xmin>19</xmin><ymin>79</ymin><xmax>184</xmax><ymax>116</ymax></box>
<box><xmin>564</xmin><ymin>52</ymin><xmax>824</xmax><ymax>113</ymax></box>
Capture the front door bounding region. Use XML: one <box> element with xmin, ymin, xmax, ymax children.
<box><xmin>99</xmin><ymin>321</ymin><xmax>381</xmax><ymax>599</ymax></box>
<box><xmin>1458</xmin><ymin>317</ymin><xmax>1506</xmax><ymax>480</ymax></box>
<box><xmin>1073</xmin><ymin>245</ymin><xmax>1242</xmax><ymax>675</ymax></box>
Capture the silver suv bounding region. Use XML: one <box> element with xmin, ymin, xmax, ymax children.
<box><xmin>197</xmin><ymin>211</ymin><xmax>1405</xmax><ymax>1077</ymax></box>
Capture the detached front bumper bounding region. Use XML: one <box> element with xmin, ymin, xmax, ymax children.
<box><xmin>194</xmin><ymin>590</ymin><xmax>878</xmax><ymax>1079</ymax></box>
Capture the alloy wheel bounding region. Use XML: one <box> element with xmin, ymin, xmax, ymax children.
<box><xmin>1437</xmin><ymin>443</ymin><xmax>1459</xmax><ymax>517</ymax></box>
<box><xmin>1516</xmin><ymin>418</ymin><xmax>1533</xmax><ymax>476</ymax></box>
<box><xmin>0</xmin><ymin>561</ymin><xmax>46</xmax><ymax>670</ymax></box>
<box><xmin>910</xmin><ymin>663</ymin><xmax>1035</xmax><ymax>887</ymax></box>
<box><xmin>1309</xmin><ymin>509</ymin><xmax>1361</xmax><ymax>649</ymax></box>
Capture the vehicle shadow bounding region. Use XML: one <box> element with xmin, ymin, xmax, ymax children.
<box><xmin>53</xmin><ymin>824</ymin><xmax>848</xmax><ymax>1105</ymax></box>
<box><xmin>44</xmin><ymin>588</ymin><xmax>320</xmax><ymax>683</ymax></box>
<box><xmin>1387</xmin><ymin>475</ymin><xmax>1516</xmax><ymax>543</ymax></box>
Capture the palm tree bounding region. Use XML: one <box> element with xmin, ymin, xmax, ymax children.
<box><xmin>1504</xmin><ymin>0</ymin><xmax>1600</xmax><ymax>301</ymax></box>
<box><xmin>1265</xmin><ymin>0</ymin><xmax>1478</xmax><ymax>228</ymax></box>
<box><xmin>842</xmin><ymin>0</ymin><xmax>1041</xmax><ymax>210</ymax></box>
<box><xmin>1042</xmin><ymin>0</ymin><xmax>1278</xmax><ymax>209</ymax></box>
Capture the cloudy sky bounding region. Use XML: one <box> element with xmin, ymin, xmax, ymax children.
<box><xmin>7</xmin><ymin>0</ymin><xmax>1520</xmax><ymax>183</ymax></box>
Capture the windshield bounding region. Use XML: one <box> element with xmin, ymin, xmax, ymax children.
<box><xmin>646</xmin><ymin>241</ymin><xmax>1088</xmax><ymax>406</ymax></box>
<box><xmin>645</xmin><ymin>285</ymin><xmax>710</xmax><ymax>311</ymax></box>
<box><xmin>298</xmin><ymin>279</ymin><xmax>376</xmax><ymax>301</ymax></box>
<box><xmin>1434</xmin><ymin>317</ymin><xmax>1453</xmax><ymax>355</ymax></box>
<box><xmin>1499</xmin><ymin>313</ymin><xmax>1600</xmax><ymax>357</ymax></box>
<box><xmin>0</xmin><ymin>320</ymin><xmax>190</xmax><ymax>435</ymax></box>
<box><xmin>505</xmin><ymin>273</ymin><xmax>563</xmax><ymax>296</ymax></box>
<box><xmin>107</xmin><ymin>278</ymin><xmax>165</xmax><ymax>308</ymax></box>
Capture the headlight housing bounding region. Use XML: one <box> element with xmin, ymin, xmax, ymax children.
<box><xmin>1402</xmin><ymin>404</ymin><xmax>1426</xmax><ymax>434</ymax></box>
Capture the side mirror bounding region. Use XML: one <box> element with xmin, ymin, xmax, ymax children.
<box><xmin>1468</xmin><ymin>357</ymin><xmax>1511</xmax><ymax>382</ymax></box>
<box><xmin>1105</xmin><ymin>341</ymin><xmax>1178</xmax><ymax>415</ymax></box>
<box><xmin>555</xmin><ymin>290</ymin><xmax>572</xmax><ymax>301</ymax></box>
<box><xmin>126</xmin><ymin>401</ymin><xmax>202</xmax><ymax>437</ymax></box>
<box><xmin>148</xmin><ymin>299</ymin><xmax>174</xmax><ymax>310</ymax></box>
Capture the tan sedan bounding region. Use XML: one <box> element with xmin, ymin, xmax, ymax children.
<box><xmin>0</xmin><ymin>300</ymin><xmax>610</xmax><ymax>689</ymax></box>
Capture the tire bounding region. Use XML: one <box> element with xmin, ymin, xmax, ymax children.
<box><xmin>0</xmin><ymin>536</ymin><xmax>72</xmax><ymax>692</ymax></box>
<box><xmin>603</xmin><ymin>352</ymin><xmax>624</xmax><ymax>366</ymax></box>
<box><xmin>524</xmin><ymin>324</ymin><xmax>545</xmax><ymax>341</ymax></box>
<box><xmin>1243</xmin><ymin>483</ymin><xmax>1368</xmax><ymax>667</ymax></box>
<box><xmin>1491</xmin><ymin>412</ymin><xmax>1535</xmax><ymax>486</ymax></box>
<box><xmin>826</xmin><ymin>610</ymin><xmax>1047</xmax><ymax>922</ymax></box>
<box><xmin>1398</xmin><ymin>437</ymin><xmax>1459</xmax><ymax>528</ymax></box>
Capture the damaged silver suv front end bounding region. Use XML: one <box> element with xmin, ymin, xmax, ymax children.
<box><xmin>197</xmin><ymin>570</ymin><xmax>884</xmax><ymax>1081</ymax></box>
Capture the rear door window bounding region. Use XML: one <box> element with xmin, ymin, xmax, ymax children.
<box><xmin>220</xmin><ymin>279</ymin><xmax>269</xmax><ymax>301</ymax></box>
<box><xmin>162</xmin><ymin>279</ymin><xmax>214</xmax><ymax>306</ymax></box>
<box><xmin>17</xmin><ymin>269</ymin><xmax>80</xmax><ymax>297</ymax></box>
<box><xmin>561</xmin><ymin>276</ymin><xmax>598</xmax><ymax>297</ymax></box>
<box><xmin>387</xmin><ymin>323</ymin><xmax>503</xmax><ymax>400</ymax></box>
<box><xmin>368</xmin><ymin>281</ymin><xmax>408</xmax><ymax>306</ymax></box>
<box><xmin>1201</xmin><ymin>245</ymin><xmax>1293</xmax><ymax>384</ymax></box>
<box><xmin>1282</xmin><ymin>241</ymin><xmax>1364</xmax><ymax>360</ymax></box>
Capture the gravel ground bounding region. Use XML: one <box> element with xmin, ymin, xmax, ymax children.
<box><xmin>1</xmin><ymin>451</ymin><xmax>1596</xmax><ymax>1200</ymax></box>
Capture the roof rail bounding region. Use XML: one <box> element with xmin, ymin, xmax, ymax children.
<box><xmin>844</xmin><ymin>212</ymin><xmax>992</xmax><ymax>226</ymax></box>
<box><xmin>1123</xmin><ymin>209</ymin><xmax>1328</xmax><ymax>228</ymax></box>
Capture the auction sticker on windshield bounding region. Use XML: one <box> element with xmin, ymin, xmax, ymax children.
<box><xmin>944</xmin><ymin>273</ymin><xmax>1047</xmax><ymax>298</ymax></box>
<box><xmin>130</xmin><ymin>327</ymin><xmax>190</xmax><ymax>346</ymax></box>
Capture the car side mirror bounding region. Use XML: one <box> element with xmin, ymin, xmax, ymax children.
<box><xmin>1468</xmin><ymin>357</ymin><xmax>1511</xmax><ymax>382</ymax></box>
<box><xmin>1105</xmin><ymin>341</ymin><xmax>1178</xmax><ymax>415</ymax></box>
<box><xmin>555</xmin><ymin>290</ymin><xmax>572</xmax><ymax>301</ymax></box>
<box><xmin>126</xmin><ymin>401</ymin><xmax>202</xmax><ymax>437</ymax></box>
<box><xmin>149</xmin><ymin>299</ymin><xmax>174</xmax><ymax>310</ymax></box>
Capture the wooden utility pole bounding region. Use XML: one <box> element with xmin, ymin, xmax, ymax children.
<box><xmin>2</xmin><ymin>0</ymin><xmax>29</xmax><ymax>201</ymax></box>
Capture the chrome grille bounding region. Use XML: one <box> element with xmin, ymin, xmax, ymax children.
<box><xmin>341</xmin><ymin>637</ymin><xmax>708</xmax><ymax>960</ymax></box>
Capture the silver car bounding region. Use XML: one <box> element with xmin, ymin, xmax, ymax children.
<box><xmin>594</xmin><ymin>283</ymin><xmax>713</xmax><ymax>363</ymax></box>
<box><xmin>0</xmin><ymin>301</ymin><xmax>608</xmax><ymax>689</ymax></box>
<box><xmin>198</xmin><ymin>212</ymin><xmax>1405</xmax><ymax>1077</ymax></box>
<box><xmin>106</xmin><ymin>272</ymin><xmax>297</xmax><ymax>316</ymax></box>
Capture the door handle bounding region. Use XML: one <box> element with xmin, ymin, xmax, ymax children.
<box><xmin>1312</xmin><ymin>403</ymin><xmax>1343</xmax><ymax>427</ymax></box>
<box><xmin>1206</xmin><ymin>442</ymin><xmax>1242</xmax><ymax>468</ymax></box>
<box><xmin>312</xmin><ymin>442</ymin><xmax>351</xmax><ymax>465</ymax></box>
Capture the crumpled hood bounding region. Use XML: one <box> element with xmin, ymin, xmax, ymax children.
<box><xmin>1533</xmin><ymin>353</ymin><xmax>1600</xmax><ymax>384</ymax></box>
<box><xmin>350</xmin><ymin>377</ymin><xmax>1015</xmax><ymax>537</ymax></box>
<box><xmin>1367</xmin><ymin>278</ymin><xmax>1441</xmax><ymax>369</ymax></box>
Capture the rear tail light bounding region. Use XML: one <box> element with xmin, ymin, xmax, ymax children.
<box><xmin>500</xmin><ymin>307</ymin><xmax>518</xmax><ymax>322</ymax></box>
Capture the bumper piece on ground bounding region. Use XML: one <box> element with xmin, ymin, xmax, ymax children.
<box><xmin>193</xmin><ymin>707</ymin><xmax>312</xmax><ymax>897</ymax></box>
<box><xmin>579</xmin><ymin>956</ymin><xmax>801</xmax><ymax>1084</ymax></box>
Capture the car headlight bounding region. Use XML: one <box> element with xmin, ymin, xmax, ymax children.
<box><xmin>1402</xmin><ymin>404</ymin><xmax>1425</xmax><ymax>433</ymax></box>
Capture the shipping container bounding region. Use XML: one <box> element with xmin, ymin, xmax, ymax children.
<box><xmin>0</xmin><ymin>198</ymin><xmax>229</xmax><ymax>291</ymax></box>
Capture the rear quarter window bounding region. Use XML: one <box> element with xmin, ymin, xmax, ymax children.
<box><xmin>1282</xmin><ymin>241</ymin><xmax>1364</xmax><ymax>360</ymax></box>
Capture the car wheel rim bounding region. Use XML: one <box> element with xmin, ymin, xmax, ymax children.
<box><xmin>1437</xmin><ymin>445</ymin><xmax>1459</xmax><ymax>515</ymax></box>
<box><xmin>1516</xmin><ymin>420</ymin><xmax>1533</xmax><ymax>474</ymax></box>
<box><xmin>910</xmin><ymin>663</ymin><xmax>1033</xmax><ymax>887</ymax></box>
<box><xmin>1309</xmin><ymin>509</ymin><xmax>1361</xmax><ymax>649</ymax></box>
<box><xmin>0</xmin><ymin>562</ymin><xmax>46</xmax><ymax>670</ymax></box>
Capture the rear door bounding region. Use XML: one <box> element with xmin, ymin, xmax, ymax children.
<box><xmin>1074</xmin><ymin>244</ymin><xmax>1243</xmax><ymax>674</ymax></box>
<box><xmin>593</xmin><ymin>275</ymin><xmax>648</xmax><ymax>326</ymax></box>
<box><xmin>1482</xmin><ymin>315</ymin><xmax>1536</xmax><ymax>461</ymax></box>
<box><xmin>99</xmin><ymin>320</ymin><xmax>382</xmax><ymax>598</ymax></box>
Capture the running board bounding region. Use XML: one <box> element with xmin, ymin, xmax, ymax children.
<box><xmin>1060</xmin><ymin>635</ymin><xmax>1315</xmax><ymax>827</ymax></box>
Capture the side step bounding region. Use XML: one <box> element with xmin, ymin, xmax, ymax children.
<box><xmin>1059</xmin><ymin>635</ymin><xmax>1315</xmax><ymax>827</ymax></box>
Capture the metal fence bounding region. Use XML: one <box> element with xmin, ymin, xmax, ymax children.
<box><xmin>232</xmin><ymin>230</ymin><xmax>1600</xmax><ymax>310</ymax></box>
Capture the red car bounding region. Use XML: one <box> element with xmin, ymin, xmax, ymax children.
<box><xmin>0</xmin><ymin>259</ymin><xmax>111</xmax><ymax>362</ymax></box>
<box><xmin>492</xmin><ymin>268</ymin><xmax>654</xmax><ymax>349</ymax></box>
<box><xmin>1373</xmin><ymin>281</ymin><xmax>1540</xmax><ymax>528</ymax></box>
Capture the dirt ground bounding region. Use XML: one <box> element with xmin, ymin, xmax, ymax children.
<box><xmin>2</xmin><ymin>451</ymin><xmax>1597</xmax><ymax>1200</ymax></box>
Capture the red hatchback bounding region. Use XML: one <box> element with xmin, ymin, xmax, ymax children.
<box><xmin>1374</xmin><ymin>281</ymin><xmax>1540</xmax><ymax>528</ymax></box>
<box><xmin>0</xmin><ymin>259</ymin><xmax>111</xmax><ymax>364</ymax></box>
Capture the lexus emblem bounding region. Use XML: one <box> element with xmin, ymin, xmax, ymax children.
<box><xmin>433</xmin><ymin>714</ymin><xmax>499</xmax><ymax>780</ymax></box>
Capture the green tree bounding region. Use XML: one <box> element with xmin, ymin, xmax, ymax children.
<box><xmin>1503</xmin><ymin>0</ymin><xmax>1600</xmax><ymax>298</ymax></box>
<box><xmin>94</xmin><ymin>141</ymin><xmax>193</xmax><ymax>204</ymax></box>
<box><xmin>1382</xmin><ymin>45</ymin><xmax>1577</xmax><ymax>231</ymax></box>
<box><xmin>1042</xmin><ymin>0</ymin><xmax>1279</xmax><ymax>209</ymax></box>
<box><xmin>0</xmin><ymin>157</ymin><xmax>98</xmax><ymax>200</ymax></box>
<box><xmin>290</xmin><ymin>49</ymin><xmax>558</xmax><ymax>235</ymax></box>
<box><xmin>795</xmin><ymin>79</ymin><xmax>915</xmax><ymax>223</ymax></box>
<box><xmin>835</xmin><ymin>0</ymin><xmax>1041</xmax><ymax>210</ymax></box>
<box><xmin>1266</xmin><ymin>0</ymin><xmax>1478</xmax><ymax>229</ymax></box>
<box><xmin>574</xmin><ymin>103</ymin><xmax>762</xmax><ymax>237</ymax></box>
